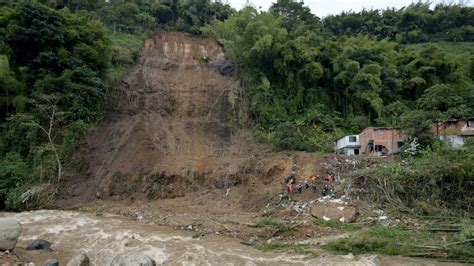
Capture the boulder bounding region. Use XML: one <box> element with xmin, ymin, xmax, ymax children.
<box><xmin>110</xmin><ymin>251</ymin><xmax>155</xmax><ymax>266</ymax></box>
<box><xmin>208</xmin><ymin>60</ymin><xmax>234</xmax><ymax>76</ymax></box>
<box><xmin>310</xmin><ymin>201</ymin><xmax>358</xmax><ymax>223</ymax></box>
<box><xmin>44</xmin><ymin>259</ymin><xmax>59</xmax><ymax>266</ymax></box>
<box><xmin>67</xmin><ymin>251</ymin><xmax>90</xmax><ymax>266</ymax></box>
<box><xmin>0</xmin><ymin>218</ymin><xmax>21</xmax><ymax>251</ymax></box>
<box><xmin>26</xmin><ymin>239</ymin><xmax>52</xmax><ymax>253</ymax></box>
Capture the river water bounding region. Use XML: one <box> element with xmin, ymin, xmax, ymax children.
<box><xmin>2</xmin><ymin>210</ymin><xmax>384</xmax><ymax>265</ymax></box>
<box><xmin>3</xmin><ymin>210</ymin><xmax>460</xmax><ymax>265</ymax></box>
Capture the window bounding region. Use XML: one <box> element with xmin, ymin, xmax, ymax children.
<box><xmin>467</xmin><ymin>120</ymin><xmax>472</xmax><ymax>128</ymax></box>
<box><xmin>397</xmin><ymin>141</ymin><xmax>404</xmax><ymax>148</ymax></box>
<box><xmin>349</xmin><ymin>136</ymin><xmax>357</xmax><ymax>142</ymax></box>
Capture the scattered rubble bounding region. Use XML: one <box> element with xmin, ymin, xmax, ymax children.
<box><xmin>310</xmin><ymin>200</ymin><xmax>359</xmax><ymax>223</ymax></box>
<box><xmin>110</xmin><ymin>251</ymin><xmax>156</xmax><ymax>266</ymax></box>
<box><xmin>67</xmin><ymin>251</ymin><xmax>90</xmax><ymax>266</ymax></box>
<box><xmin>26</xmin><ymin>239</ymin><xmax>53</xmax><ymax>253</ymax></box>
<box><xmin>45</xmin><ymin>258</ymin><xmax>59</xmax><ymax>266</ymax></box>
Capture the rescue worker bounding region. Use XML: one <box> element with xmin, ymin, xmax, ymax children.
<box><xmin>326</xmin><ymin>174</ymin><xmax>334</xmax><ymax>184</ymax></box>
<box><xmin>287</xmin><ymin>178</ymin><xmax>295</xmax><ymax>193</ymax></box>
<box><xmin>321</xmin><ymin>184</ymin><xmax>329</xmax><ymax>197</ymax></box>
<box><xmin>310</xmin><ymin>175</ymin><xmax>318</xmax><ymax>193</ymax></box>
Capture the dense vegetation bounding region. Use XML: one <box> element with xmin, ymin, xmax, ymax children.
<box><xmin>0</xmin><ymin>2</ymin><xmax>113</xmax><ymax>209</ymax></box>
<box><xmin>37</xmin><ymin>0</ymin><xmax>234</xmax><ymax>34</ymax></box>
<box><xmin>324</xmin><ymin>2</ymin><xmax>474</xmax><ymax>43</ymax></box>
<box><xmin>0</xmin><ymin>0</ymin><xmax>472</xmax><ymax>210</ymax></box>
<box><xmin>203</xmin><ymin>2</ymin><xmax>473</xmax><ymax>150</ymax></box>
<box><xmin>0</xmin><ymin>0</ymin><xmax>236</xmax><ymax>209</ymax></box>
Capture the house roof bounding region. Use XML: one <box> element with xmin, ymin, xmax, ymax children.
<box><xmin>362</xmin><ymin>127</ymin><xmax>402</xmax><ymax>131</ymax></box>
<box><xmin>434</xmin><ymin>117</ymin><xmax>474</xmax><ymax>123</ymax></box>
<box><xmin>336</xmin><ymin>135</ymin><xmax>359</xmax><ymax>142</ymax></box>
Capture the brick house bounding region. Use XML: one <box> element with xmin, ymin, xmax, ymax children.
<box><xmin>359</xmin><ymin>127</ymin><xmax>404</xmax><ymax>156</ymax></box>
<box><xmin>432</xmin><ymin>117</ymin><xmax>474</xmax><ymax>148</ymax></box>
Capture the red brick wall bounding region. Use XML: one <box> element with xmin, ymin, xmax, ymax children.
<box><xmin>359</xmin><ymin>128</ymin><xmax>404</xmax><ymax>155</ymax></box>
<box><xmin>432</xmin><ymin>119</ymin><xmax>474</xmax><ymax>136</ymax></box>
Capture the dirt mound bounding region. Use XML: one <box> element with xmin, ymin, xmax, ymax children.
<box><xmin>56</xmin><ymin>31</ymin><xmax>326</xmax><ymax>209</ymax></box>
<box><xmin>58</xmin><ymin>31</ymin><xmax>259</xmax><ymax>204</ymax></box>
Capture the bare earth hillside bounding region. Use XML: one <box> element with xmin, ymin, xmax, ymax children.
<box><xmin>56</xmin><ymin>31</ymin><xmax>324</xmax><ymax>208</ymax></box>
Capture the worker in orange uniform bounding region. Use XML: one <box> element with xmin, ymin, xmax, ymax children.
<box><xmin>326</xmin><ymin>174</ymin><xmax>334</xmax><ymax>184</ymax></box>
<box><xmin>310</xmin><ymin>175</ymin><xmax>318</xmax><ymax>193</ymax></box>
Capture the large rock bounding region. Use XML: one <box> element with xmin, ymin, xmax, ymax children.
<box><xmin>0</xmin><ymin>218</ymin><xmax>21</xmax><ymax>251</ymax></box>
<box><xmin>311</xmin><ymin>201</ymin><xmax>358</xmax><ymax>223</ymax></box>
<box><xmin>26</xmin><ymin>239</ymin><xmax>52</xmax><ymax>253</ymax></box>
<box><xmin>44</xmin><ymin>259</ymin><xmax>59</xmax><ymax>266</ymax></box>
<box><xmin>208</xmin><ymin>59</ymin><xmax>234</xmax><ymax>76</ymax></box>
<box><xmin>110</xmin><ymin>251</ymin><xmax>155</xmax><ymax>266</ymax></box>
<box><xmin>67</xmin><ymin>251</ymin><xmax>90</xmax><ymax>266</ymax></box>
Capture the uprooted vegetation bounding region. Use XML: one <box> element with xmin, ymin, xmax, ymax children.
<box><xmin>341</xmin><ymin>142</ymin><xmax>474</xmax><ymax>215</ymax></box>
<box><xmin>308</xmin><ymin>142</ymin><xmax>474</xmax><ymax>263</ymax></box>
<box><xmin>323</xmin><ymin>222</ymin><xmax>474</xmax><ymax>263</ymax></box>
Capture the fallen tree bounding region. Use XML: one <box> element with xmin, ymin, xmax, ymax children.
<box><xmin>342</xmin><ymin>141</ymin><xmax>474</xmax><ymax>215</ymax></box>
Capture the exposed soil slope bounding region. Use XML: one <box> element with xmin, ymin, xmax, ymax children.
<box><xmin>57</xmin><ymin>31</ymin><xmax>324</xmax><ymax>208</ymax></box>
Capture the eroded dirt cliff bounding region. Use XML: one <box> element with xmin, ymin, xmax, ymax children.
<box><xmin>56</xmin><ymin>31</ymin><xmax>325</xmax><ymax>210</ymax></box>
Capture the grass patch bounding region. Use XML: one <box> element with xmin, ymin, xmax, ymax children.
<box><xmin>313</xmin><ymin>219</ymin><xmax>362</xmax><ymax>232</ymax></box>
<box><xmin>107</xmin><ymin>32</ymin><xmax>146</xmax><ymax>81</ymax></box>
<box><xmin>255</xmin><ymin>242</ymin><xmax>318</xmax><ymax>258</ymax></box>
<box><xmin>253</xmin><ymin>217</ymin><xmax>298</xmax><ymax>236</ymax></box>
<box><xmin>323</xmin><ymin>225</ymin><xmax>474</xmax><ymax>262</ymax></box>
<box><xmin>323</xmin><ymin>226</ymin><xmax>430</xmax><ymax>255</ymax></box>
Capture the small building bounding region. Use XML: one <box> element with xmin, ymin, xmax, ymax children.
<box><xmin>432</xmin><ymin>117</ymin><xmax>474</xmax><ymax>148</ymax></box>
<box><xmin>335</xmin><ymin>135</ymin><xmax>360</xmax><ymax>155</ymax></box>
<box><xmin>359</xmin><ymin>127</ymin><xmax>404</xmax><ymax>156</ymax></box>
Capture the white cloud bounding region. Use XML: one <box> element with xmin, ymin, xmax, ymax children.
<box><xmin>224</xmin><ymin>0</ymin><xmax>459</xmax><ymax>17</ymax></box>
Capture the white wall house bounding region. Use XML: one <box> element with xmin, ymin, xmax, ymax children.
<box><xmin>432</xmin><ymin>118</ymin><xmax>474</xmax><ymax>149</ymax></box>
<box><xmin>336</xmin><ymin>135</ymin><xmax>361</xmax><ymax>155</ymax></box>
<box><xmin>438</xmin><ymin>135</ymin><xmax>470</xmax><ymax>148</ymax></box>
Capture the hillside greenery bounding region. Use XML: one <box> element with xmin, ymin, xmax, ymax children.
<box><xmin>203</xmin><ymin>2</ymin><xmax>473</xmax><ymax>150</ymax></box>
<box><xmin>0</xmin><ymin>0</ymin><xmax>473</xmax><ymax>209</ymax></box>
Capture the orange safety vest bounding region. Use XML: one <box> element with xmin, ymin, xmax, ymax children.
<box><xmin>327</xmin><ymin>175</ymin><xmax>334</xmax><ymax>184</ymax></box>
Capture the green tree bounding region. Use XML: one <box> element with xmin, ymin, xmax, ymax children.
<box><xmin>418</xmin><ymin>84</ymin><xmax>470</xmax><ymax>120</ymax></box>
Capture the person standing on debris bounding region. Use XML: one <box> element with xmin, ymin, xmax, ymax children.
<box><xmin>326</xmin><ymin>174</ymin><xmax>334</xmax><ymax>184</ymax></box>
<box><xmin>286</xmin><ymin>170</ymin><xmax>295</xmax><ymax>192</ymax></box>
<box><xmin>321</xmin><ymin>184</ymin><xmax>329</xmax><ymax>197</ymax></box>
<box><xmin>310</xmin><ymin>175</ymin><xmax>318</xmax><ymax>193</ymax></box>
<box><xmin>287</xmin><ymin>178</ymin><xmax>295</xmax><ymax>193</ymax></box>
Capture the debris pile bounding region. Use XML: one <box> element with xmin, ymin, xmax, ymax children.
<box><xmin>320</xmin><ymin>156</ymin><xmax>384</xmax><ymax>181</ymax></box>
<box><xmin>310</xmin><ymin>199</ymin><xmax>358</xmax><ymax>223</ymax></box>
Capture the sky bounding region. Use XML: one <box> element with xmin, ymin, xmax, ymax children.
<box><xmin>224</xmin><ymin>0</ymin><xmax>465</xmax><ymax>18</ymax></box>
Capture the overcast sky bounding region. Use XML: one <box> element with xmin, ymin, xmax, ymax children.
<box><xmin>225</xmin><ymin>0</ymin><xmax>469</xmax><ymax>18</ymax></box>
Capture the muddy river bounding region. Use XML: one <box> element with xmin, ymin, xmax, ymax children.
<box><xmin>1</xmin><ymin>210</ymin><xmax>456</xmax><ymax>265</ymax></box>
